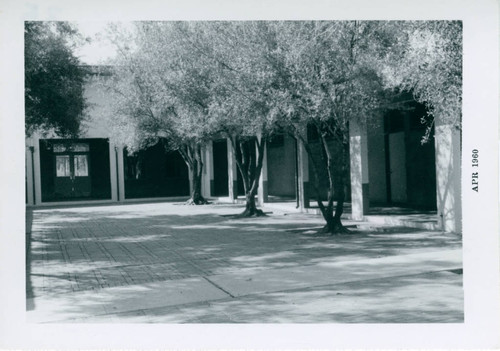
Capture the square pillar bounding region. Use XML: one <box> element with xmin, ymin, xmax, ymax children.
<box><xmin>29</xmin><ymin>135</ymin><xmax>42</xmax><ymax>205</ymax></box>
<box><xmin>188</xmin><ymin>166</ymin><xmax>194</xmax><ymax>196</ymax></box>
<box><xmin>257</xmin><ymin>138</ymin><xmax>268</xmax><ymax>205</ymax></box>
<box><xmin>109</xmin><ymin>142</ymin><xmax>118</xmax><ymax>202</ymax></box>
<box><xmin>203</xmin><ymin>142</ymin><xmax>214</xmax><ymax>198</ymax></box>
<box><xmin>349</xmin><ymin>119</ymin><xmax>370</xmax><ymax>220</ymax></box>
<box><xmin>227</xmin><ymin>138</ymin><xmax>238</xmax><ymax>201</ymax></box>
<box><xmin>115</xmin><ymin>146</ymin><xmax>125</xmax><ymax>201</ymax></box>
<box><xmin>297</xmin><ymin>138</ymin><xmax>310</xmax><ymax>210</ymax></box>
<box><xmin>435</xmin><ymin>121</ymin><xmax>462</xmax><ymax>232</ymax></box>
<box><xmin>25</xmin><ymin>140</ymin><xmax>35</xmax><ymax>206</ymax></box>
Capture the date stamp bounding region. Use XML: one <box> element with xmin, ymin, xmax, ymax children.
<box><xmin>472</xmin><ymin>149</ymin><xmax>478</xmax><ymax>192</ymax></box>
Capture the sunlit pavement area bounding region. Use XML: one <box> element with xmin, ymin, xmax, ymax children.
<box><xmin>26</xmin><ymin>202</ymin><xmax>463</xmax><ymax>323</ymax></box>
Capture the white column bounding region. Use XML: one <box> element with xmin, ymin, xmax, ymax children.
<box><xmin>116</xmin><ymin>146</ymin><xmax>125</xmax><ymax>201</ymax></box>
<box><xmin>297</xmin><ymin>138</ymin><xmax>310</xmax><ymax>210</ymax></box>
<box><xmin>32</xmin><ymin>135</ymin><xmax>42</xmax><ymax>205</ymax></box>
<box><xmin>349</xmin><ymin>119</ymin><xmax>370</xmax><ymax>220</ymax></box>
<box><xmin>203</xmin><ymin>142</ymin><xmax>214</xmax><ymax>198</ymax></box>
<box><xmin>257</xmin><ymin>139</ymin><xmax>268</xmax><ymax>205</ymax></box>
<box><xmin>434</xmin><ymin>120</ymin><xmax>462</xmax><ymax>232</ymax></box>
<box><xmin>188</xmin><ymin>167</ymin><xmax>194</xmax><ymax>195</ymax></box>
<box><xmin>227</xmin><ymin>138</ymin><xmax>238</xmax><ymax>201</ymax></box>
<box><xmin>109</xmin><ymin>142</ymin><xmax>118</xmax><ymax>202</ymax></box>
<box><xmin>25</xmin><ymin>139</ymin><xmax>35</xmax><ymax>206</ymax></box>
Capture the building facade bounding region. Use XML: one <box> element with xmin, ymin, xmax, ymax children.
<box><xmin>26</xmin><ymin>72</ymin><xmax>462</xmax><ymax>233</ymax></box>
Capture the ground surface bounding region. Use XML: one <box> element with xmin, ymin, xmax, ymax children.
<box><xmin>26</xmin><ymin>202</ymin><xmax>463</xmax><ymax>323</ymax></box>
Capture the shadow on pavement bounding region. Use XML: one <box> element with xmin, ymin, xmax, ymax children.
<box><xmin>26</xmin><ymin>202</ymin><xmax>462</xmax><ymax>323</ymax></box>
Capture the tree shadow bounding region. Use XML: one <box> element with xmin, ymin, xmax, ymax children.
<box><xmin>88</xmin><ymin>271</ymin><xmax>463</xmax><ymax>323</ymax></box>
<box><xmin>26</xmin><ymin>202</ymin><xmax>462</xmax><ymax>322</ymax></box>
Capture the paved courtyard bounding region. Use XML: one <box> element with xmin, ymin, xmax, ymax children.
<box><xmin>26</xmin><ymin>201</ymin><xmax>463</xmax><ymax>323</ymax></box>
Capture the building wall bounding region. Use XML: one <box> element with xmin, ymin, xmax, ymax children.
<box><xmin>81</xmin><ymin>76</ymin><xmax>113</xmax><ymax>139</ymax></box>
<box><xmin>26</xmin><ymin>71</ymin><xmax>119</xmax><ymax>205</ymax></box>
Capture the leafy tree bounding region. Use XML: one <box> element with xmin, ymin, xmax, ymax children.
<box><xmin>378</xmin><ymin>21</ymin><xmax>462</xmax><ymax>142</ymax></box>
<box><xmin>101</xmin><ymin>22</ymin><xmax>217</xmax><ymax>204</ymax></box>
<box><xmin>100</xmin><ymin>20</ymin><xmax>461</xmax><ymax>227</ymax></box>
<box><xmin>246</xmin><ymin>21</ymin><xmax>387</xmax><ymax>233</ymax></box>
<box><xmin>105</xmin><ymin>21</ymin><xmax>277</xmax><ymax>215</ymax></box>
<box><xmin>195</xmin><ymin>21</ymin><xmax>281</xmax><ymax>216</ymax></box>
<box><xmin>188</xmin><ymin>21</ymin><xmax>387</xmax><ymax>223</ymax></box>
<box><xmin>259</xmin><ymin>20</ymin><xmax>461</xmax><ymax>233</ymax></box>
<box><xmin>25</xmin><ymin>21</ymin><xmax>88</xmax><ymax>137</ymax></box>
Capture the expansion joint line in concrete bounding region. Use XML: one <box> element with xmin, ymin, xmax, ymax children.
<box><xmin>202</xmin><ymin>276</ymin><xmax>235</xmax><ymax>298</ymax></box>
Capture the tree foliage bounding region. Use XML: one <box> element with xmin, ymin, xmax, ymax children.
<box><xmin>200</xmin><ymin>22</ymin><xmax>283</xmax><ymax>216</ymax></box>
<box><xmin>101</xmin><ymin>20</ymin><xmax>462</xmax><ymax>224</ymax></box>
<box><xmin>251</xmin><ymin>21</ymin><xmax>388</xmax><ymax>232</ymax></box>
<box><xmin>101</xmin><ymin>22</ymin><xmax>223</xmax><ymax>204</ymax></box>
<box><xmin>378</xmin><ymin>21</ymin><xmax>462</xmax><ymax>141</ymax></box>
<box><xmin>25</xmin><ymin>21</ymin><xmax>88</xmax><ymax>137</ymax></box>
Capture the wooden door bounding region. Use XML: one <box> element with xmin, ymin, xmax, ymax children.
<box><xmin>54</xmin><ymin>154</ymin><xmax>73</xmax><ymax>198</ymax></box>
<box><xmin>72</xmin><ymin>153</ymin><xmax>91</xmax><ymax>197</ymax></box>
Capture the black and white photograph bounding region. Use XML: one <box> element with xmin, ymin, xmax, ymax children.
<box><xmin>0</xmin><ymin>0</ymin><xmax>499</xmax><ymax>349</ymax></box>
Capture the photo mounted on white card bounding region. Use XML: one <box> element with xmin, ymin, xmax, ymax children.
<box><xmin>0</xmin><ymin>0</ymin><xmax>499</xmax><ymax>349</ymax></box>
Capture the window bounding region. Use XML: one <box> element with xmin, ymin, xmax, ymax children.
<box><xmin>72</xmin><ymin>143</ymin><xmax>90</xmax><ymax>152</ymax></box>
<box><xmin>56</xmin><ymin>155</ymin><xmax>70</xmax><ymax>177</ymax></box>
<box><xmin>74</xmin><ymin>155</ymin><xmax>89</xmax><ymax>176</ymax></box>
<box><xmin>53</xmin><ymin>144</ymin><xmax>67</xmax><ymax>153</ymax></box>
<box><xmin>53</xmin><ymin>142</ymin><xmax>90</xmax><ymax>153</ymax></box>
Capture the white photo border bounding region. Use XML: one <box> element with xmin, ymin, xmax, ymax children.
<box><xmin>0</xmin><ymin>0</ymin><xmax>499</xmax><ymax>349</ymax></box>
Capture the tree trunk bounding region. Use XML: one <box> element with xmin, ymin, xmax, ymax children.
<box><xmin>319</xmin><ymin>195</ymin><xmax>349</xmax><ymax>233</ymax></box>
<box><xmin>320</xmin><ymin>140</ymin><xmax>350</xmax><ymax>234</ymax></box>
<box><xmin>187</xmin><ymin>164</ymin><xmax>207</xmax><ymax>205</ymax></box>
<box><xmin>181</xmin><ymin>144</ymin><xmax>208</xmax><ymax>205</ymax></box>
<box><xmin>239</xmin><ymin>189</ymin><xmax>265</xmax><ymax>217</ymax></box>
<box><xmin>321</xmin><ymin>137</ymin><xmax>349</xmax><ymax>234</ymax></box>
<box><xmin>230</xmin><ymin>136</ymin><xmax>266</xmax><ymax>217</ymax></box>
<box><xmin>299</xmin><ymin>130</ymin><xmax>350</xmax><ymax>235</ymax></box>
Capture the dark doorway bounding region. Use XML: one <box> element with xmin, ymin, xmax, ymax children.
<box><xmin>267</xmin><ymin>134</ymin><xmax>297</xmax><ymax>202</ymax></box>
<box><xmin>213</xmin><ymin>140</ymin><xmax>229</xmax><ymax>196</ymax></box>
<box><xmin>123</xmin><ymin>142</ymin><xmax>189</xmax><ymax>199</ymax></box>
<box><xmin>39</xmin><ymin>139</ymin><xmax>111</xmax><ymax>202</ymax></box>
<box><xmin>383</xmin><ymin>102</ymin><xmax>437</xmax><ymax>210</ymax></box>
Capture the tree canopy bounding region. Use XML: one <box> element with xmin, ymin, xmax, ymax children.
<box><xmin>101</xmin><ymin>22</ymin><xmax>226</xmax><ymax>204</ymax></box>
<box><xmin>251</xmin><ymin>21</ymin><xmax>388</xmax><ymax>231</ymax></box>
<box><xmin>101</xmin><ymin>20</ymin><xmax>462</xmax><ymax>224</ymax></box>
<box><xmin>378</xmin><ymin>21</ymin><xmax>462</xmax><ymax>140</ymax></box>
<box><xmin>25</xmin><ymin>21</ymin><xmax>89</xmax><ymax>137</ymax></box>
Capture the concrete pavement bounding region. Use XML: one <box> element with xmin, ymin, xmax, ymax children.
<box><xmin>26</xmin><ymin>202</ymin><xmax>463</xmax><ymax>323</ymax></box>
